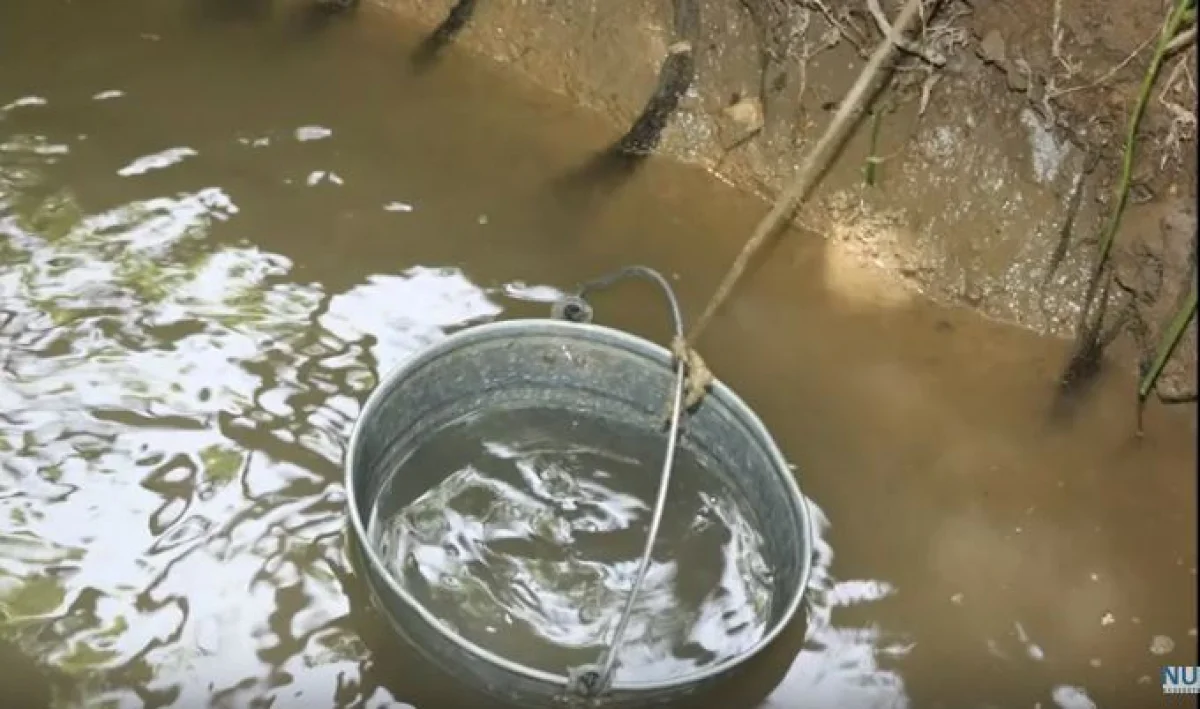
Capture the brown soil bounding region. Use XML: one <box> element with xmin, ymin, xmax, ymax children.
<box><xmin>967</xmin><ymin>0</ymin><xmax>1198</xmax><ymax>400</ymax></box>
<box><xmin>377</xmin><ymin>0</ymin><xmax>1197</xmax><ymax>406</ymax></box>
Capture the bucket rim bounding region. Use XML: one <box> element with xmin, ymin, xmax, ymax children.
<box><xmin>343</xmin><ymin>317</ymin><xmax>814</xmax><ymax>694</ymax></box>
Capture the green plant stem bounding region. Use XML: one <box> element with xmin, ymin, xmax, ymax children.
<box><xmin>1093</xmin><ymin>0</ymin><xmax>1194</xmax><ymax>279</ymax></box>
<box><xmin>864</xmin><ymin>109</ymin><xmax>883</xmax><ymax>187</ymax></box>
<box><xmin>1138</xmin><ymin>286</ymin><xmax>1198</xmax><ymax>402</ymax></box>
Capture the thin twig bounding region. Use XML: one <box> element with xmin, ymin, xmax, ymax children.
<box><xmin>865</xmin><ymin>0</ymin><xmax>945</xmax><ymax>66</ymax></box>
<box><xmin>1047</xmin><ymin>33</ymin><xmax>1156</xmax><ymax>99</ymax></box>
<box><xmin>1050</xmin><ymin>0</ymin><xmax>1082</xmax><ymax>76</ymax></box>
<box><xmin>688</xmin><ymin>0</ymin><xmax>928</xmax><ymax>345</ymax></box>
<box><xmin>800</xmin><ymin>0</ymin><xmax>868</xmax><ymax>55</ymax></box>
<box><xmin>1158</xmin><ymin>47</ymin><xmax>1197</xmax><ymax>113</ymax></box>
<box><xmin>1165</xmin><ymin>26</ymin><xmax>1196</xmax><ymax>56</ymax></box>
<box><xmin>1156</xmin><ymin>48</ymin><xmax>1197</xmax><ymax>167</ymax></box>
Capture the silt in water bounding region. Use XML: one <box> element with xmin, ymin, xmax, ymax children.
<box><xmin>368</xmin><ymin>407</ymin><xmax>774</xmax><ymax>683</ymax></box>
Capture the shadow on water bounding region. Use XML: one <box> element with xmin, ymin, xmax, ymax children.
<box><xmin>0</xmin><ymin>0</ymin><xmax>1195</xmax><ymax>708</ymax></box>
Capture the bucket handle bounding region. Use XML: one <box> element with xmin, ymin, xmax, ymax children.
<box><xmin>549</xmin><ymin>266</ymin><xmax>688</xmax><ymax>702</ymax></box>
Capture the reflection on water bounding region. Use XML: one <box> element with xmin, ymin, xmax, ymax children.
<box><xmin>369</xmin><ymin>408</ymin><xmax>773</xmax><ymax>683</ymax></box>
<box><xmin>768</xmin><ymin>500</ymin><xmax>909</xmax><ymax>709</ymax></box>
<box><xmin>0</xmin><ymin>0</ymin><xmax>1195</xmax><ymax>708</ymax></box>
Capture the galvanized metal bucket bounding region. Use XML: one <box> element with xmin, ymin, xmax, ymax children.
<box><xmin>344</xmin><ymin>316</ymin><xmax>813</xmax><ymax>708</ymax></box>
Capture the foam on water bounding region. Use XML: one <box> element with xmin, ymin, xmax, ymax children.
<box><xmin>368</xmin><ymin>407</ymin><xmax>775</xmax><ymax>683</ymax></box>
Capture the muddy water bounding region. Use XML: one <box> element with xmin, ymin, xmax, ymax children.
<box><xmin>0</xmin><ymin>1</ymin><xmax>1195</xmax><ymax>708</ymax></box>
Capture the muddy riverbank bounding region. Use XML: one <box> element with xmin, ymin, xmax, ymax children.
<box><xmin>380</xmin><ymin>0</ymin><xmax>1199</xmax><ymax>408</ymax></box>
<box><xmin>0</xmin><ymin>1</ymin><xmax>1196</xmax><ymax>708</ymax></box>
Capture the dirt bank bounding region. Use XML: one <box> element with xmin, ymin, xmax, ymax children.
<box><xmin>377</xmin><ymin>0</ymin><xmax>1197</xmax><ymax>404</ymax></box>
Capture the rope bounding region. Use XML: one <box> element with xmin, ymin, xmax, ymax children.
<box><xmin>549</xmin><ymin>1</ymin><xmax>931</xmax><ymax>695</ymax></box>
<box><xmin>551</xmin><ymin>266</ymin><xmax>687</xmax><ymax>700</ymax></box>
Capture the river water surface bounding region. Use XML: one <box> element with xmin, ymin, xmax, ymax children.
<box><xmin>0</xmin><ymin>1</ymin><xmax>1196</xmax><ymax>708</ymax></box>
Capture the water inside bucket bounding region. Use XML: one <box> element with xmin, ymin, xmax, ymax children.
<box><xmin>367</xmin><ymin>406</ymin><xmax>775</xmax><ymax>683</ymax></box>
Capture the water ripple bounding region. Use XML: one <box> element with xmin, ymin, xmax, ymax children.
<box><xmin>0</xmin><ymin>144</ymin><xmax>516</xmax><ymax>704</ymax></box>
